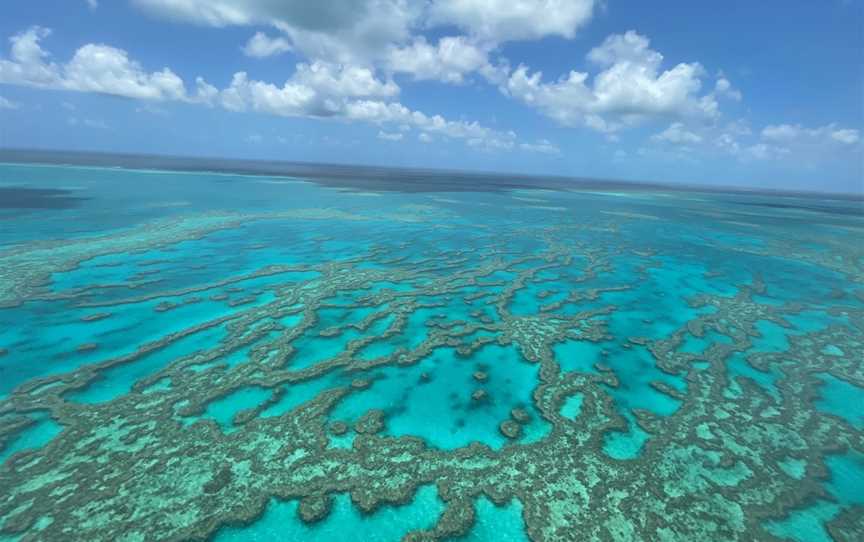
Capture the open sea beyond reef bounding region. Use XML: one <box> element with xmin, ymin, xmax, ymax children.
<box><xmin>0</xmin><ymin>151</ymin><xmax>862</xmax><ymax>542</ymax></box>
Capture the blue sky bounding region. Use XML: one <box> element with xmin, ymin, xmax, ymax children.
<box><xmin>0</xmin><ymin>0</ymin><xmax>861</xmax><ymax>193</ymax></box>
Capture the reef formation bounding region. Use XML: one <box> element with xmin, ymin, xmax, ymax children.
<box><xmin>0</xmin><ymin>177</ymin><xmax>862</xmax><ymax>542</ymax></box>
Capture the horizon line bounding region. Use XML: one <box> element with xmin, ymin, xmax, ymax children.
<box><xmin>0</xmin><ymin>146</ymin><xmax>862</xmax><ymax>200</ymax></box>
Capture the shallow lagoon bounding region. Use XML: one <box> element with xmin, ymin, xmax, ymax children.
<box><xmin>0</xmin><ymin>159</ymin><xmax>862</xmax><ymax>541</ymax></box>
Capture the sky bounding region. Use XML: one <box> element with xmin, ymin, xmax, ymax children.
<box><xmin>0</xmin><ymin>0</ymin><xmax>862</xmax><ymax>193</ymax></box>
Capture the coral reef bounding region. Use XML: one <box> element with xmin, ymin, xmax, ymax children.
<box><xmin>0</xmin><ymin>189</ymin><xmax>862</xmax><ymax>542</ymax></box>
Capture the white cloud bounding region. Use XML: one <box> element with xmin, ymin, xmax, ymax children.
<box><xmin>129</xmin><ymin>1</ymin><xmax>593</xmax><ymax>93</ymax></box>
<box><xmin>193</xmin><ymin>76</ymin><xmax>219</xmax><ymax>105</ymax></box>
<box><xmin>0</xmin><ymin>27</ymin><xmax>190</xmax><ymax>101</ymax></box>
<box><xmin>711</xmin><ymin>124</ymin><xmax>858</xmax><ymax>164</ymax></box>
<box><xmin>131</xmin><ymin>0</ymin><xmax>278</xmax><ymax>26</ymax></box>
<box><xmin>761</xmin><ymin>124</ymin><xmax>801</xmax><ymax>141</ymax></box>
<box><xmin>710</xmin><ymin>120</ymin><xmax>859</xmax><ymax>165</ymax></box>
<box><xmin>0</xmin><ymin>27</ymin><xmax>61</xmax><ymax>87</ymax></box>
<box><xmin>418</xmin><ymin>132</ymin><xmax>432</xmax><ymax>143</ymax></box>
<box><xmin>832</xmin><ymin>129</ymin><xmax>860</xmax><ymax>145</ymax></box>
<box><xmin>215</xmin><ymin>61</ymin><xmax>398</xmax><ymax>117</ymax></box>
<box><xmin>386</xmin><ymin>36</ymin><xmax>491</xmax><ymax>84</ymax></box>
<box><xmin>652</xmin><ymin>122</ymin><xmax>703</xmax><ymax>144</ymax></box>
<box><xmin>714</xmin><ymin>133</ymin><xmax>741</xmax><ymax>155</ymax></box>
<box><xmin>762</xmin><ymin>123</ymin><xmax>860</xmax><ymax>145</ymax></box>
<box><xmin>218</xmin><ymin>72</ymin><xmax>310</xmax><ymax>114</ymax></box>
<box><xmin>246</xmin><ymin>133</ymin><xmax>263</xmax><ymax>143</ymax></box>
<box><xmin>133</xmin><ymin>0</ymin><xmax>420</xmax><ymax>64</ymax></box>
<box><xmin>132</xmin><ymin>0</ymin><xmax>376</xmax><ymax>28</ymax></box>
<box><xmin>503</xmin><ymin>31</ymin><xmax>718</xmax><ymax>135</ymax></box>
<box><xmin>745</xmin><ymin>143</ymin><xmax>790</xmax><ymax>161</ymax></box>
<box><xmin>428</xmin><ymin>0</ymin><xmax>596</xmax><ymax>42</ymax></box>
<box><xmin>724</xmin><ymin>119</ymin><xmax>752</xmax><ymax>136</ymax></box>
<box><xmin>133</xmin><ymin>1</ymin><xmax>595</xmax><ymax>64</ymax></box>
<box><xmin>519</xmin><ymin>139</ymin><xmax>560</xmax><ymax>155</ymax></box>
<box><xmin>86</xmin><ymin>0</ymin><xmax>99</xmax><ymax>9</ymax></box>
<box><xmin>291</xmin><ymin>61</ymin><xmax>398</xmax><ymax>98</ymax></box>
<box><xmin>208</xmin><ymin>64</ymin><xmax>518</xmax><ymax>151</ymax></box>
<box><xmin>65</xmin><ymin>44</ymin><xmax>187</xmax><ymax>100</ymax></box>
<box><xmin>242</xmin><ymin>32</ymin><xmax>292</xmax><ymax>58</ymax></box>
<box><xmin>343</xmin><ymin>99</ymin><xmax>516</xmax><ymax>150</ymax></box>
<box><xmin>0</xmin><ymin>96</ymin><xmax>18</xmax><ymax>110</ymax></box>
<box><xmin>377</xmin><ymin>130</ymin><xmax>403</xmax><ymax>141</ymax></box>
<box><xmin>0</xmin><ymin>25</ymin><xmax>532</xmax><ymax>154</ymax></box>
<box><xmin>714</xmin><ymin>77</ymin><xmax>742</xmax><ymax>101</ymax></box>
<box><xmin>468</xmin><ymin>136</ymin><xmax>514</xmax><ymax>151</ymax></box>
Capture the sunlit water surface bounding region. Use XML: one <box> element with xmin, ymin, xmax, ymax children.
<box><xmin>0</xmin><ymin>159</ymin><xmax>862</xmax><ymax>541</ymax></box>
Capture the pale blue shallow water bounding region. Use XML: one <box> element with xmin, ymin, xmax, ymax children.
<box><xmin>214</xmin><ymin>485</ymin><xmax>445</xmax><ymax>541</ymax></box>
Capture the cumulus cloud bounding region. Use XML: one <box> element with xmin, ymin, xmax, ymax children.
<box><xmin>0</xmin><ymin>27</ymin><xmax>61</xmax><ymax>87</ymax></box>
<box><xmin>193</xmin><ymin>76</ymin><xmax>219</xmax><ymax>105</ymax></box>
<box><xmin>0</xmin><ymin>26</ymin><xmax>192</xmax><ymax>101</ymax></box>
<box><xmin>377</xmin><ymin>130</ymin><xmax>403</xmax><ymax>141</ymax></box>
<box><xmin>134</xmin><ymin>1</ymin><xmax>596</xmax><ymax>57</ymax></box>
<box><xmin>343</xmin><ymin>99</ymin><xmax>518</xmax><ymax>150</ymax></box>
<box><xmin>290</xmin><ymin>61</ymin><xmax>398</xmax><ymax>98</ymax></box>
<box><xmin>713</xmin><ymin>133</ymin><xmax>741</xmax><ymax>155</ymax></box>
<box><xmin>214</xmin><ymin>61</ymin><xmax>399</xmax><ymax>116</ymax></box>
<box><xmin>713</xmin><ymin>122</ymin><xmax>861</xmax><ymax>164</ymax></box>
<box><xmin>714</xmin><ymin>76</ymin><xmax>742</xmax><ymax>101</ymax></box>
<box><xmin>134</xmin><ymin>0</ymin><xmax>419</xmax><ymax>64</ymax></box>
<box><xmin>832</xmin><ymin>129</ymin><xmax>861</xmax><ymax>145</ymax></box>
<box><xmin>652</xmin><ymin>122</ymin><xmax>703</xmax><ymax>144</ymax></box>
<box><xmin>107</xmin><ymin>0</ymin><xmax>862</xmax><ymax>170</ymax></box>
<box><xmin>242</xmin><ymin>32</ymin><xmax>292</xmax><ymax>58</ymax></box>
<box><xmin>132</xmin><ymin>0</ymin><xmax>366</xmax><ymax>28</ymax></box>
<box><xmin>762</xmin><ymin>123</ymin><xmax>860</xmax><ymax>145</ymax></box>
<box><xmin>0</xmin><ymin>29</ymin><xmax>397</xmax><ymax>108</ymax></box>
<box><xmin>710</xmin><ymin>121</ymin><xmax>859</xmax><ymax>163</ymax></box>
<box><xmin>503</xmin><ymin>31</ymin><xmax>719</xmax><ymax>135</ymax></box>
<box><xmin>65</xmin><ymin>44</ymin><xmax>187</xmax><ymax>100</ymax></box>
<box><xmin>519</xmin><ymin>139</ymin><xmax>561</xmax><ymax>155</ymax></box>
<box><xmin>0</xmin><ymin>96</ymin><xmax>18</xmax><ymax>109</ymax></box>
<box><xmin>711</xmin><ymin>134</ymin><xmax>787</xmax><ymax>161</ymax></box>
<box><xmin>0</xmin><ymin>25</ymin><xmax>549</xmax><ymax>154</ymax></box>
<box><xmin>386</xmin><ymin>36</ymin><xmax>492</xmax><ymax>84</ymax></box>
<box><xmin>761</xmin><ymin>124</ymin><xmax>801</xmax><ymax>141</ymax></box>
<box><xmin>428</xmin><ymin>0</ymin><xmax>596</xmax><ymax>42</ymax></box>
<box><xmin>129</xmin><ymin>0</ymin><xmax>596</xmax><ymax>98</ymax></box>
<box><xmin>745</xmin><ymin>142</ymin><xmax>790</xmax><ymax>161</ymax></box>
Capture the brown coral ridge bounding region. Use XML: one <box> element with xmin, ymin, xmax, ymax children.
<box><xmin>80</xmin><ymin>312</ymin><xmax>112</xmax><ymax>322</ymax></box>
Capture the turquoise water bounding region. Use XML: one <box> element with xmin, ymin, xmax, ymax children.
<box><xmin>0</xmin><ymin>160</ymin><xmax>862</xmax><ymax>541</ymax></box>
<box><xmin>766</xmin><ymin>453</ymin><xmax>864</xmax><ymax>542</ymax></box>
<box><xmin>815</xmin><ymin>374</ymin><xmax>864</xmax><ymax>429</ymax></box>
<box><xmin>0</xmin><ymin>413</ymin><xmax>61</xmax><ymax>465</ymax></box>
<box><xmin>215</xmin><ymin>485</ymin><xmax>444</xmax><ymax>541</ymax></box>
<box><xmin>460</xmin><ymin>498</ymin><xmax>529</xmax><ymax>542</ymax></box>
<box><xmin>329</xmin><ymin>344</ymin><xmax>549</xmax><ymax>450</ymax></box>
